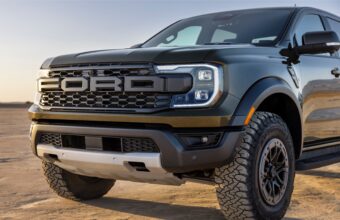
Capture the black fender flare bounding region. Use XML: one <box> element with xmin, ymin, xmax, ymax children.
<box><xmin>230</xmin><ymin>77</ymin><xmax>303</xmax><ymax>156</ymax></box>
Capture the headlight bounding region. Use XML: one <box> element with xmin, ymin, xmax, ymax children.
<box><xmin>156</xmin><ymin>64</ymin><xmax>223</xmax><ymax>108</ymax></box>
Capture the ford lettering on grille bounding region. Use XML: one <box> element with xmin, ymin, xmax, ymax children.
<box><xmin>38</xmin><ymin>76</ymin><xmax>166</xmax><ymax>92</ymax></box>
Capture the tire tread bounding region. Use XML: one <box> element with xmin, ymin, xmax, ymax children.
<box><xmin>42</xmin><ymin>161</ymin><xmax>114</xmax><ymax>201</ymax></box>
<box><xmin>215</xmin><ymin>112</ymin><xmax>292</xmax><ymax>220</ymax></box>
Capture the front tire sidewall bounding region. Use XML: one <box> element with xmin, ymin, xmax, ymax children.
<box><xmin>253</xmin><ymin>123</ymin><xmax>295</xmax><ymax>218</ymax></box>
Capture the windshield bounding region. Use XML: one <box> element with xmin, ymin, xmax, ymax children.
<box><xmin>142</xmin><ymin>9</ymin><xmax>293</xmax><ymax>48</ymax></box>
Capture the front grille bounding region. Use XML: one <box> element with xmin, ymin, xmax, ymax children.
<box><xmin>48</xmin><ymin>64</ymin><xmax>153</xmax><ymax>78</ymax></box>
<box><xmin>40</xmin><ymin>92</ymin><xmax>171</xmax><ymax>109</ymax></box>
<box><xmin>39</xmin><ymin>64</ymin><xmax>174</xmax><ymax>112</ymax></box>
<box><xmin>39</xmin><ymin>133</ymin><xmax>159</xmax><ymax>153</ymax></box>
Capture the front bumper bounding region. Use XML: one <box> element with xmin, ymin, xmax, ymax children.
<box><xmin>30</xmin><ymin>123</ymin><xmax>242</xmax><ymax>174</ymax></box>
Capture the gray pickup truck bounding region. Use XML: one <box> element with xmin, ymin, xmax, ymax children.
<box><xmin>29</xmin><ymin>7</ymin><xmax>340</xmax><ymax>220</ymax></box>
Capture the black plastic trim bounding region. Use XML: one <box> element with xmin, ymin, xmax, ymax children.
<box><xmin>296</xmin><ymin>152</ymin><xmax>340</xmax><ymax>170</ymax></box>
<box><xmin>232</xmin><ymin>77</ymin><xmax>301</xmax><ymax>118</ymax></box>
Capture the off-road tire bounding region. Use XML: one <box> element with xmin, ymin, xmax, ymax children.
<box><xmin>42</xmin><ymin>161</ymin><xmax>115</xmax><ymax>201</ymax></box>
<box><xmin>215</xmin><ymin>112</ymin><xmax>295</xmax><ymax>220</ymax></box>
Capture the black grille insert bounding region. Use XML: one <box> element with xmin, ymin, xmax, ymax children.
<box><xmin>102</xmin><ymin>137</ymin><xmax>122</xmax><ymax>152</ymax></box>
<box><xmin>122</xmin><ymin>137</ymin><xmax>159</xmax><ymax>153</ymax></box>
<box><xmin>40</xmin><ymin>133</ymin><xmax>62</xmax><ymax>147</ymax></box>
<box><xmin>48</xmin><ymin>64</ymin><xmax>153</xmax><ymax>78</ymax></box>
<box><xmin>62</xmin><ymin>135</ymin><xmax>86</xmax><ymax>150</ymax></box>
<box><xmin>39</xmin><ymin>133</ymin><xmax>159</xmax><ymax>153</ymax></box>
<box><xmin>40</xmin><ymin>91</ymin><xmax>171</xmax><ymax>109</ymax></box>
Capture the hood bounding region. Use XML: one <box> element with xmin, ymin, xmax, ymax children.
<box><xmin>44</xmin><ymin>44</ymin><xmax>261</xmax><ymax>68</ymax></box>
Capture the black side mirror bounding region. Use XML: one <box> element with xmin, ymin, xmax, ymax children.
<box><xmin>297</xmin><ymin>31</ymin><xmax>340</xmax><ymax>54</ymax></box>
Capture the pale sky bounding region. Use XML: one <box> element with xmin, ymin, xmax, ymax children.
<box><xmin>0</xmin><ymin>0</ymin><xmax>339</xmax><ymax>102</ymax></box>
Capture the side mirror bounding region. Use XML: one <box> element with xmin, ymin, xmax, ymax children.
<box><xmin>296</xmin><ymin>31</ymin><xmax>340</xmax><ymax>54</ymax></box>
<box><xmin>130</xmin><ymin>43</ymin><xmax>143</xmax><ymax>48</ymax></box>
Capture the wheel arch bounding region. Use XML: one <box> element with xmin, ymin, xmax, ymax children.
<box><xmin>231</xmin><ymin>77</ymin><xmax>303</xmax><ymax>159</ymax></box>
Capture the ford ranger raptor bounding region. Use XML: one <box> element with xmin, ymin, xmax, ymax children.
<box><xmin>29</xmin><ymin>7</ymin><xmax>340</xmax><ymax>220</ymax></box>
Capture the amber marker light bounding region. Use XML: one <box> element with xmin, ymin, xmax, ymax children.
<box><xmin>244</xmin><ymin>106</ymin><xmax>256</xmax><ymax>125</ymax></box>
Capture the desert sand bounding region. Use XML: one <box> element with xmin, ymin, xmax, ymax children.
<box><xmin>0</xmin><ymin>108</ymin><xmax>339</xmax><ymax>220</ymax></box>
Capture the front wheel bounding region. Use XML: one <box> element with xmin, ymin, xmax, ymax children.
<box><xmin>214</xmin><ymin>112</ymin><xmax>295</xmax><ymax>220</ymax></box>
<box><xmin>42</xmin><ymin>161</ymin><xmax>115</xmax><ymax>201</ymax></box>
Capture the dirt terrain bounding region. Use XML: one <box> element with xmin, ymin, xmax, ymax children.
<box><xmin>0</xmin><ymin>108</ymin><xmax>339</xmax><ymax>220</ymax></box>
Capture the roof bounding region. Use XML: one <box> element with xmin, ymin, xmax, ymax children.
<box><xmin>184</xmin><ymin>7</ymin><xmax>339</xmax><ymax>21</ymax></box>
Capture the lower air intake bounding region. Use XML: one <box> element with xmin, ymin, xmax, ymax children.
<box><xmin>39</xmin><ymin>133</ymin><xmax>159</xmax><ymax>153</ymax></box>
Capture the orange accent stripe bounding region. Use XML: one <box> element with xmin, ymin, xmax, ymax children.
<box><xmin>244</xmin><ymin>106</ymin><xmax>256</xmax><ymax>125</ymax></box>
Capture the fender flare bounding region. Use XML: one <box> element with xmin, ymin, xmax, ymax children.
<box><xmin>230</xmin><ymin>77</ymin><xmax>303</xmax><ymax>156</ymax></box>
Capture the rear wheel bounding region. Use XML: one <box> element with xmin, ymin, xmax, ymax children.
<box><xmin>214</xmin><ymin>112</ymin><xmax>295</xmax><ymax>220</ymax></box>
<box><xmin>42</xmin><ymin>161</ymin><xmax>115</xmax><ymax>201</ymax></box>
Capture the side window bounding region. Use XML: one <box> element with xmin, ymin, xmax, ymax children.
<box><xmin>294</xmin><ymin>15</ymin><xmax>325</xmax><ymax>46</ymax></box>
<box><xmin>158</xmin><ymin>26</ymin><xmax>202</xmax><ymax>47</ymax></box>
<box><xmin>327</xmin><ymin>18</ymin><xmax>340</xmax><ymax>40</ymax></box>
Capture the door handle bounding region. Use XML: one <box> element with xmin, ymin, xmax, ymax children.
<box><xmin>331</xmin><ymin>68</ymin><xmax>340</xmax><ymax>78</ymax></box>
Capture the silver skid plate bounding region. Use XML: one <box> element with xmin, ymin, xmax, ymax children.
<box><xmin>37</xmin><ymin>144</ymin><xmax>184</xmax><ymax>185</ymax></box>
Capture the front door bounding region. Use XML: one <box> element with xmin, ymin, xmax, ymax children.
<box><xmin>293</xmin><ymin>14</ymin><xmax>340</xmax><ymax>147</ymax></box>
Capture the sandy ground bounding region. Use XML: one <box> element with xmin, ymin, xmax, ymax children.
<box><xmin>0</xmin><ymin>108</ymin><xmax>339</xmax><ymax>220</ymax></box>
